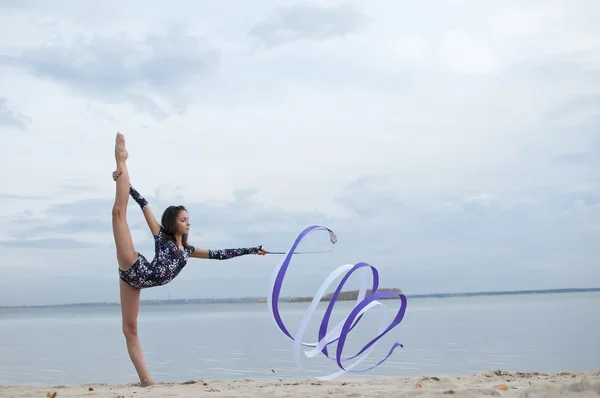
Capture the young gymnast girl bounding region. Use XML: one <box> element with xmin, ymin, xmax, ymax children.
<box><xmin>111</xmin><ymin>132</ymin><xmax>268</xmax><ymax>386</ymax></box>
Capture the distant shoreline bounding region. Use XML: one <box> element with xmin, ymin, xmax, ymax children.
<box><xmin>1</xmin><ymin>287</ymin><xmax>598</xmax><ymax>309</ymax></box>
<box><xmin>288</xmin><ymin>287</ymin><xmax>403</xmax><ymax>303</ymax></box>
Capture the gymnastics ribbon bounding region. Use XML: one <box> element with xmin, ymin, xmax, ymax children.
<box><xmin>267</xmin><ymin>225</ymin><xmax>408</xmax><ymax>380</ymax></box>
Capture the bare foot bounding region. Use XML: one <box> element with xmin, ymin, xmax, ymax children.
<box><xmin>115</xmin><ymin>132</ymin><xmax>129</xmax><ymax>163</ymax></box>
<box><xmin>140</xmin><ymin>378</ymin><xmax>157</xmax><ymax>387</ymax></box>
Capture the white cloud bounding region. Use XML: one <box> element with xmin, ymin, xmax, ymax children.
<box><xmin>0</xmin><ymin>0</ymin><xmax>599</xmax><ymax>306</ymax></box>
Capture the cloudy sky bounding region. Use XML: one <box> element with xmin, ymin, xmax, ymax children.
<box><xmin>0</xmin><ymin>0</ymin><xmax>598</xmax><ymax>306</ymax></box>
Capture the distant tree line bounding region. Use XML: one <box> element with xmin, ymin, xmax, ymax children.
<box><xmin>289</xmin><ymin>288</ymin><xmax>403</xmax><ymax>302</ymax></box>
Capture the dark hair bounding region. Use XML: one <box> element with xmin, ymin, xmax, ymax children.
<box><xmin>161</xmin><ymin>205</ymin><xmax>191</xmax><ymax>249</ymax></box>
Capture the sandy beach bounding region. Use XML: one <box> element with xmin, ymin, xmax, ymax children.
<box><xmin>2</xmin><ymin>370</ymin><xmax>598</xmax><ymax>398</ymax></box>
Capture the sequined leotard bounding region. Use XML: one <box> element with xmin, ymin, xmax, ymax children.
<box><xmin>119</xmin><ymin>226</ymin><xmax>196</xmax><ymax>289</ymax></box>
<box><xmin>119</xmin><ymin>184</ymin><xmax>262</xmax><ymax>289</ymax></box>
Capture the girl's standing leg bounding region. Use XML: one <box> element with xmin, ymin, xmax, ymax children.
<box><xmin>120</xmin><ymin>279</ymin><xmax>155</xmax><ymax>386</ymax></box>
<box><xmin>112</xmin><ymin>132</ymin><xmax>155</xmax><ymax>386</ymax></box>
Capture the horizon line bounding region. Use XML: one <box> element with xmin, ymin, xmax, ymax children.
<box><xmin>1</xmin><ymin>286</ymin><xmax>599</xmax><ymax>309</ymax></box>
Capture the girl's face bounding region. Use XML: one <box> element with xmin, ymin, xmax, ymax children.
<box><xmin>176</xmin><ymin>210</ymin><xmax>190</xmax><ymax>235</ymax></box>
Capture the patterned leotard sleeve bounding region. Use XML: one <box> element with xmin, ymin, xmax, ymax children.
<box><xmin>208</xmin><ymin>245</ymin><xmax>262</xmax><ymax>259</ymax></box>
<box><xmin>153</xmin><ymin>226</ymin><xmax>166</xmax><ymax>241</ymax></box>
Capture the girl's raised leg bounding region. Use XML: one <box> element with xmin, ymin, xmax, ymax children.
<box><xmin>112</xmin><ymin>132</ymin><xmax>137</xmax><ymax>270</ymax></box>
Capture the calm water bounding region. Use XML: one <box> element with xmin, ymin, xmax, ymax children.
<box><xmin>0</xmin><ymin>292</ymin><xmax>598</xmax><ymax>386</ymax></box>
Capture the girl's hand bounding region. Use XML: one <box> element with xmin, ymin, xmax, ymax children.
<box><xmin>258</xmin><ymin>248</ymin><xmax>269</xmax><ymax>255</ymax></box>
<box><xmin>112</xmin><ymin>170</ymin><xmax>123</xmax><ymax>181</ymax></box>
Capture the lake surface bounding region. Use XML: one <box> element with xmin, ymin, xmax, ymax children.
<box><xmin>1</xmin><ymin>292</ymin><xmax>598</xmax><ymax>386</ymax></box>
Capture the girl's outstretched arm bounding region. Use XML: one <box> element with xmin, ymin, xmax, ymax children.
<box><xmin>190</xmin><ymin>246</ymin><xmax>268</xmax><ymax>259</ymax></box>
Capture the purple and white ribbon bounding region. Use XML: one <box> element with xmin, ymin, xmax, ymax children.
<box><xmin>267</xmin><ymin>225</ymin><xmax>408</xmax><ymax>380</ymax></box>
